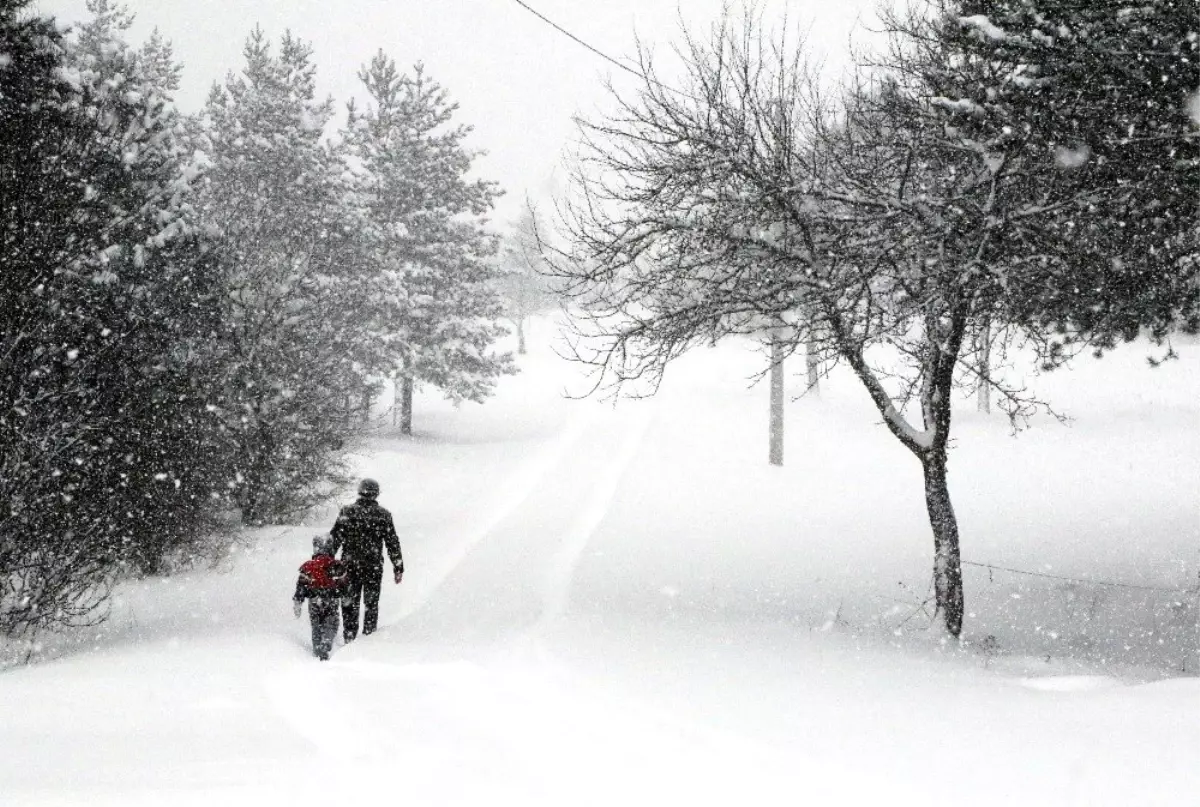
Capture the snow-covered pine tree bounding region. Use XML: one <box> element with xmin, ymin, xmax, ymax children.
<box><xmin>137</xmin><ymin>27</ymin><xmax>181</xmax><ymax>94</ymax></box>
<box><xmin>196</xmin><ymin>29</ymin><xmax>377</xmax><ymax>525</ymax></box>
<box><xmin>345</xmin><ymin>53</ymin><xmax>513</xmax><ymax>435</ymax></box>
<box><xmin>1</xmin><ymin>0</ymin><xmax>227</xmax><ymax>636</ymax></box>
<box><xmin>63</xmin><ymin>0</ymin><xmax>233</xmax><ymax>574</ymax></box>
<box><xmin>0</xmin><ymin>0</ymin><xmax>96</xmax><ymax>639</ymax></box>
<box><xmin>924</xmin><ymin>0</ymin><xmax>1200</xmax><ymax>350</ymax></box>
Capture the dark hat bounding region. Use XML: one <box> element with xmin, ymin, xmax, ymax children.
<box><xmin>312</xmin><ymin>534</ymin><xmax>333</xmax><ymax>555</ymax></box>
<box><xmin>358</xmin><ymin>478</ymin><xmax>380</xmax><ymax>499</ymax></box>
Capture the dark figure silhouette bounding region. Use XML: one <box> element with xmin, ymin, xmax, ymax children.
<box><xmin>330</xmin><ymin>478</ymin><xmax>404</xmax><ymax>642</ymax></box>
<box><xmin>293</xmin><ymin>535</ymin><xmax>349</xmax><ymax>660</ymax></box>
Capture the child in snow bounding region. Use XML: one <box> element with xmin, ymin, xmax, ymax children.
<box><xmin>293</xmin><ymin>535</ymin><xmax>349</xmax><ymax>661</ymax></box>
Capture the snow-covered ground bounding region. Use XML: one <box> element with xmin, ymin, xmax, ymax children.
<box><xmin>2</xmin><ymin>317</ymin><xmax>1198</xmax><ymax>806</ymax></box>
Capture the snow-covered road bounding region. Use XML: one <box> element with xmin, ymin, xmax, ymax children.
<box><xmin>2</xmin><ymin>323</ymin><xmax>1198</xmax><ymax>806</ymax></box>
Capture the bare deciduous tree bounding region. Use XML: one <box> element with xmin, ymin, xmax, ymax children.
<box><xmin>551</xmin><ymin>9</ymin><xmax>1086</xmax><ymax>637</ymax></box>
<box><xmin>497</xmin><ymin>207</ymin><xmax>558</xmax><ymax>355</ymax></box>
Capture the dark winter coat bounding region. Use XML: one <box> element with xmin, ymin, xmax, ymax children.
<box><xmin>330</xmin><ymin>497</ymin><xmax>404</xmax><ymax>573</ymax></box>
<box><xmin>293</xmin><ymin>553</ymin><xmax>349</xmax><ymax>603</ymax></box>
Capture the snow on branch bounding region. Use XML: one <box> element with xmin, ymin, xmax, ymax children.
<box><xmin>928</xmin><ymin>96</ymin><xmax>986</xmax><ymax>118</ymax></box>
<box><xmin>957</xmin><ymin>15</ymin><xmax>1009</xmax><ymax>42</ymax></box>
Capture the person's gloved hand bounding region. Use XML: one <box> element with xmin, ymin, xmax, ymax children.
<box><xmin>394</xmin><ymin>569</ymin><xmax>404</xmax><ymax>584</ymax></box>
<box><xmin>293</xmin><ymin>601</ymin><xmax>302</xmax><ymax>618</ymax></box>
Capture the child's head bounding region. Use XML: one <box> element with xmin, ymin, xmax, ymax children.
<box><xmin>312</xmin><ymin>534</ymin><xmax>334</xmax><ymax>557</ymax></box>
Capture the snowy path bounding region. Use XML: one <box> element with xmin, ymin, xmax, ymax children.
<box><xmin>388</xmin><ymin>400</ymin><xmax>654</xmax><ymax>642</ymax></box>
<box><xmin>253</xmin><ymin>401</ymin><xmax>706</xmax><ymax>805</ymax></box>
<box><xmin>2</xmin><ymin>329</ymin><xmax>1199</xmax><ymax>806</ymax></box>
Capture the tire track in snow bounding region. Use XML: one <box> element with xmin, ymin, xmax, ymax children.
<box><xmin>533</xmin><ymin>402</ymin><xmax>656</xmax><ymax>632</ymax></box>
<box><xmin>267</xmin><ymin>400</ymin><xmax>829</xmax><ymax>804</ymax></box>
<box><xmin>381</xmin><ymin>399</ymin><xmax>649</xmax><ymax>641</ymax></box>
<box><xmin>385</xmin><ymin>406</ymin><xmax>600</xmax><ymax>627</ymax></box>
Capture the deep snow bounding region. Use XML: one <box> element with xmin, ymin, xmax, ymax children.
<box><xmin>1</xmin><ymin>317</ymin><xmax>1197</xmax><ymax>806</ymax></box>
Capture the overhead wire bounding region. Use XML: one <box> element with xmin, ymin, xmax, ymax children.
<box><xmin>505</xmin><ymin>0</ymin><xmax>691</xmax><ymax>99</ymax></box>
<box><xmin>507</xmin><ymin>0</ymin><xmax>646</xmax><ymax>81</ymax></box>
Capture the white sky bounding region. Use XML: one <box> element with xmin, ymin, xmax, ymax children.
<box><xmin>35</xmin><ymin>0</ymin><xmax>883</xmax><ymax>224</ymax></box>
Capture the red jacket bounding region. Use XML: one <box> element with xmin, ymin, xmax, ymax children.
<box><xmin>294</xmin><ymin>554</ymin><xmax>349</xmax><ymax>601</ymax></box>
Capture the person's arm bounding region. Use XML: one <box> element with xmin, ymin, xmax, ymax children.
<box><xmin>293</xmin><ymin>574</ymin><xmax>308</xmax><ymax>617</ymax></box>
<box><xmin>328</xmin><ymin>509</ymin><xmax>347</xmax><ymax>556</ymax></box>
<box><xmin>293</xmin><ymin>568</ymin><xmax>312</xmax><ymax>602</ymax></box>
<box><xmin>383</xmin><ymin>513</ymin><xmax>404</xmax><ymax>582</ymax></box>
<box><xmin>331</xmin><ymin>560</ymin><xmax>351</xmax><ymax>599</ymax></box>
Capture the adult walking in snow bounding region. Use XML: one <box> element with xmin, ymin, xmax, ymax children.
<box><xmin>330</xmin><ymin>478</ymin><xmax>404</xmax><ymax>642</ymax></box>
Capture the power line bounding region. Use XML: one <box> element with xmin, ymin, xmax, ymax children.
<box><xmin>962</xmin><ymin>559</ymin><xmax>1196</xmax><ymax>595</ymax></box>
<box><xmin>505</xmin><ymin>0</ymin><xmax>718</xmax><ymax>105</ymax></box>
<box><xmin>507</xmin><ymin>0</ymin><xmax>645</xmax><ymax>81</ymax></box>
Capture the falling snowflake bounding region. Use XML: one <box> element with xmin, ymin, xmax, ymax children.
<box><xmin>1188</xmin><ymin>89</ymin><xmax>1200</xmax><ymax>126</ymax></box>
<box><xmin>1054</xmin><ymin>144</ymin><xmax>1091</xmax><ymax>169</ymax></box>
<box><xmin>298</xmin><ymin>108</ymin><xmax>324</xmax><ymax>132</ymax></box>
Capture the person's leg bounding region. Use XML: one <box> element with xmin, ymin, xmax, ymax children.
<box><xmin>309</xmin><ymin>602</ymin><xmax>328</xmax><ymax>658</ymax></box>
<box><xmin>327</xmin><ymin>601</ymin><xmax>342</xmax><ymax>654</ymax></box>
<box><xmin>361</xmin><ymin>564</ymin><xmax>384</xmax><ymax>635</ymax></box>
<box><xmin>314</xmin><ymin>598</ymin><xmax>338</xmax><ymax>660</ymax></box>
<box><xmin>342</xmin><ymin>570</ymin><xmax>363</xmax><ymax>643</ymax></box>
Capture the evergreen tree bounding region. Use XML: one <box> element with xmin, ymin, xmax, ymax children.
<box><xmin>1</xmin><ymin>0</ymin><xmax>225</xmax><ymax>636</ymax></box>
<box><xmin>196</xmin><ymin>29</ymin><xmax>376</xmax><ymax>524</ymax></box>
<box><xmin>924</xmin><ymin>0</ymin><xmax>1200</xmax><ymax>350</ymax></box>
<box><xmin>345</xmin><ymin>53</ymin><xmax>513</xmax><ymax>435</ymax></box>
<box><xmin>139</xmin><ymin>28</ymin><xmax>182</xmax><ymax>94</ymax></box>
<box><xmin>63</xmin><ymin>0</ymin><xmax>230</xmax><ymax>573</ymax></box>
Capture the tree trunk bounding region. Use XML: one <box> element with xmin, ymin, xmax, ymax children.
<box><xmin>400</xmin><ymin>375</ymin><xmax>414</xmax><ymax>436</ymax></box>
<box><xmin>805</xmin><ymin>332</ymin><xmax>820</xmax><ymax>397</ymax></box>
<box><xmin>239</xmin><ymin>405</ymin><xmax>272</xmax><ymax>526</ymax></box>
<box><xmin>769</xmin><ymin>337</ymin><xmax>784</xmax><ymax>466</ymax></box>
<box><xmin>976</xmin><ymin>323</ymin><xmax>991</xmax><ymax>414</ymax></box>
<box><xmin>517</xmin><ymin>317</ymin><xmax>527</xmax><ymax>355</ymax></box>
<box><xmin>361</xmin><ymin>388</ymin><xmax>371</xmax><ymax>423</ymax></box>
<box><xmin>922</xmin><ymin>451</ymin><xmax>964</xmax><ymax>637</ymax></box>
<box><xmin>825</xmin><ymin>303</ymin><xmax>969</xmax><ymax>638</ymax></box>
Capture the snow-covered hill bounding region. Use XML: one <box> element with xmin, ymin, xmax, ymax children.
<box><xmin>2</xmin><ymin>317</ymin><xmax>1197</xmax><ymax>806</ymax></box>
